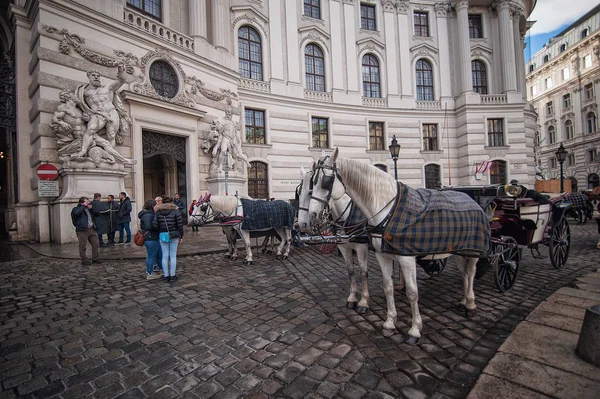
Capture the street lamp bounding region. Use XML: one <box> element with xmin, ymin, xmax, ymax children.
<box><xmin>388</xmin><ymin>135</ymin><xmax>401</xmax><ymax>181</ymax></box>
<box><xmin>555</xmin><ymin>143</ymin><xmax>568</xmax><ymax>192</ymax></box>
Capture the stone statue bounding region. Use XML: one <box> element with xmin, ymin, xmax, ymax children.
<box><xmin>208</xmin><ymin>106</ymin><xmax>249</xmax><ymax>175</ymax></box>
<box><xmin>51</xmin><ymin>66</ymin><xmax>137</xmax><ymax>166</ymax></box>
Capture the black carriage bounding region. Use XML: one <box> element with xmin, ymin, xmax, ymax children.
<box><xmin>427</xmin><ymin>185</ymin><xmax>572</xmax><ymax>292</ymax></box>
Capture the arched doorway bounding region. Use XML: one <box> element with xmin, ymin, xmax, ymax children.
<box><xmin>588</xmin><ymin>173</ymin><xmax>599</xmax><ymax>189</ymax></box>
<box><xmin>142</xmin><ymin>131</ymin><xmax>187</xmax><ymax>202</ymax></box>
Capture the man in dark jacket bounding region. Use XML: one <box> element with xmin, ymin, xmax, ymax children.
<box><xmin>117</xmin><ymin>191</ymin><xmax>132</xmax><ymax>244</ymax></box>
<box><xmin>152</xmin><ymin>197</ymin><xmax>184</xmax><ymax>282</ymax></box>
<box><xmin>174</xmin><ymin>193</ymin><xmax>186</xmax><ymax>224</ymax></box>
<box><xmin>91</xmin><ymin>193</ymin><xmax>109</xmax><ymax>247</ymax></box>
<box><xmin>106</xmin><ymin>194</ymin><xmax>119</xmax><ymax>244</ymax></box>
<box><xmin>71</xmin><ymin>196</ymin><xmax>101</xmax><ymax>265</ymax></box>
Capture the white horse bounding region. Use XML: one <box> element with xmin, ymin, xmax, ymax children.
<box><xmin>303</xmin><ymin>149</ymin><xmax>485</xmax><ymax>343</ymax></box>
<box><xmin>194</xmin><ymin>195</ymin><xmax>293</xmax><ymax>264</ymax></box>
<box><xmin>297</xmin><ymin>166</ymin><xmax>371</xmax><ymax>313</ymax></box>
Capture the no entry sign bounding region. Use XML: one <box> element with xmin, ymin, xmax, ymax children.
<box><xmin>36</xmin><ymin>164</ymin><xmax>59</xmax><ymax>180</ymax></box>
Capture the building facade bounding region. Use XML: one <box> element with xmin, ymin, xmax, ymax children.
<box><xmin>526</xmin><ymin>4</ymin><xmax>600</xmax><ymax>192</ymax></box>
<box><xmin>0</xmin><ymin>0</ymin><xmax>536</xmax><ymax>243</ymax></box>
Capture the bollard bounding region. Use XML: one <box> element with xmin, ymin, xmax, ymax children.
<box><xmin>575</xmin><ymin>304</ymin><xmax>600</xmax><ymax>366</ymax></box>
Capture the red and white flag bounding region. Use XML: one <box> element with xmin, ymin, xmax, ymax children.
<box><xmin>475</xmin><ymin>160</ymin><xmax>494</xmax><ymax>174</ymax></box>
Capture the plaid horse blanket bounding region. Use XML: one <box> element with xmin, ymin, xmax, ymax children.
<box><xmin>382</xmin><ymin>183</ymin><xmax>490</xmax><ymax>256</ymax></box>
<box><xmin>344</xmin><ymin>202</ymin><xmax>366</xmax><ymax>228</ymax></box>
<box><xmin>561</xmin><ymin>192</ymin><xmax>588</xmax><ymax>210</ymax></box>
<box><xmin>241</xmin><ymin>199</ymin><xmax>295</xmax><ymax>231</ymax></box>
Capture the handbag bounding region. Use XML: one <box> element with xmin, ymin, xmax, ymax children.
<box><xmin>159</xmin><ymin>215</ymin><xmax>179</xmax><ymax>242</ymax></box>
<box><xmin>133</xmin><ymin>230</ymin><xmax>145</xmax><ymax>246</ymax></box>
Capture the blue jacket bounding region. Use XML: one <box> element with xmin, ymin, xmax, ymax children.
<box><xmin>71</xmin><ymin>204</ymin><xmax>100</xmax><ymax>232</ymax></box>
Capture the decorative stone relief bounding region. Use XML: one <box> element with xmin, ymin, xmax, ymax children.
<box><xmin>594</xmin><ymin>45</ymin><xmax>600</xmax><ymax>62</ymax></box>
<box><xmin>451</xmin><ymin>0</ymin><xmax>470</xmax><ymax>11</ymax></box>
<box><xmin>572</xmin><ymin>57</ymin><xmax>580</xmax><ymax>73</ymax></box>
<box><xmin>382</xmin><ymin>1</ymin><xmax>396</xmax><ymax>13</ymax></box>
<box><xmin>186</xmin><ymin>76</ymin><xmax>238</xmax><ymax>103</ymax></box>
<box><xmin>434</xmin><ymin>3</ymin><xmax>448</xmax><ymax>17</ymax></box>
<box><xmin>343</xmin><ymin>0</ymin><xmax>355</xmax><ymax>4</ymax></box>
<box><xmin>582</xmin><ymin>103</ymin><xmax>598</xmax><ymax>114</ymax></box>
<box><xmin>510</xmin><ymin>4</ymin><xmax>525</xmax><ymax>20</ymax></box>
<box><xmin>544</xmin><ymin>118</ymin><xmax>556</xmax><ymax>127</ymax></box>
<box><xmin>142</xmin><ymin>131</ymin><xmax>186</xmax><ymax>163</ymax></box>
<box><xmin>299</xmin><ymin>32</ymin><xmax>329</xmax><ymax>48</ymax></box>
<box><xmin>230</xmin><ymin>13</ymin><xmax>269</xmax><ymax>37</ymax></box>
<box><xmin>357</xmin><ymin>41</ymin><xmax>385</xmax><ymax>59</ymax></box>
<box><xmin>561</xmin><ymin>112</ymin><xmax>574</xmax><ymax>121</ymax></box>
<box><xmin>396</xmin><ymin>0</ymin><xmax>410</xmax><ymax>14</ymax></box>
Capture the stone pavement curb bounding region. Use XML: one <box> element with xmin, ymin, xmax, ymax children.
<box><xmin>467</xmin><ymin>269</ymin><xmax>600</xmax><ymax>399</ymax></box>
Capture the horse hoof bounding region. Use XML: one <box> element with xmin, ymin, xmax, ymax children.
<box><xmin>346</xmin><ymin>302</ymin><xmax>357</xmax><ymax>309</ymax></box>
<box><xmin>247</xmin><ymin>261</ymin><xmax>254</xmax><ymax>265</ymax></box>
<box><xmin>224</xmin><ymin>254</ymin><xmax>231</xmax><ymax>259</ymax></box>
<box><xmin>465</xmin><ymin>308</ymin><xmax>477</xmax><ymax>318</ymax></box>
<box><xmin>276</xmin><ymin>255</ymin><xmax>282</xmax><ymax>260</ymax></box>
<box><xmin>406</xmin><ymin>336</ymin><xmax>420</xmax><ymax>346</ymax></box>
<box><xmin>282</xmin><ymin>255</ymin><xmax>288</xmax><ymax>260</ymax></box>
<box><xmin>356</xmin><ymin>306</ymin><xmax>369</xmax><ymax>314</ymax></box>
<box><xmin>382</xmin><ymin>328</ymin><xmax>396</xmax><ymax>338</ymax></box>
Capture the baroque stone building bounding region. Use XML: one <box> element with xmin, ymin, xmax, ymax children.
<box><xmin>1</xmin><ymin>0</ymin><xmax>536</xmax><ymax>243</ymax></box>
<box><xmin>526</xmin><ymin>3</ymin><xmax>600</xmax><ymax>191</ymax></box>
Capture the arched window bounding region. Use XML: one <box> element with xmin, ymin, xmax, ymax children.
<box><xmin>362</xmin><ymin>54</ymin><xmax>380</xmax><ymax>98</ymax></box>
<box><xmin>238</xmin><ymin>26</ymin><xmax>263</xmax><ymax>81</ymax></box>
<box><xmin>588</xmin><ymin>173</ymin><xmax>599</xmax><ymax>189</ymax></box>
<box><xmin>528</xmin><ymin>64</ymin><xmax>535</xmax><ymax>73</ymax></box>
<box><xmin>149</xmin><ymin>60</ymin><xmax>178</xmax><ymax>99</ymax></box>
<box><xmin>560</xmin><ymin>43</ymin><xmax>567</xmax><ymax>53</ymax></box>
<box><xmin>248</xmin><ymin>162</ymin><xmax>269</xmax><ymax>198</ymax></box>
<box><xmin>587</xmin><ymin>112</ymin><xmax>597</xmax><ymax>134</ymax></box>
<box><xmin>569</xmin><ymin>177</ymin><xmax>578</xmax><ymax>192</ymax></box>
<box><xmin>543</xmin><ymin>54</ymin><xmax>550</xmax><ymax>63</ymax></box>
<box><xmin>581</xmin><ymin>28</ymin><xmax>589</xmax><ymax>39</ymax></box>
<box><xmin>565</xmin><ymin>120</ymin><xmax>574</xmax><ymax>140</ymax></box>
<box><xmin>305</xmin><ymin>44</ymin><xmax>325</xmax><ymax>92</ymax></box>
<box><xmin>548</xmin><ymin>125</ymin><xmax>556</xmax><ymax>144</ymax></box>
<box><xmin>416</xmin><ymin>59</ymin><xmax>434</xmax><ymax>101</ymax></box>
<box><xmin>471</xmin><ymin>60</ymin><xmax>488</xmax><ymax>94</ymax></box>
<box><xmin>490</xmin><ymin>160</ymin><xmax>507</xmax><ymax>185</ymax></box>
<box><xmin>424</xmin><ymin>164</ymin><xmax>441</xmax><ymax>189</ymax></box>
<box><xmin>374</xmin><ymin>164</ymin><xmax>387</xmax><ymax>172</ymax></box>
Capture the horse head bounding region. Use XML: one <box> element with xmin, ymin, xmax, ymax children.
<box><xmin>297</xmin><ymin>164</ymin><xmax>315</xmax><ymax>234</ymax></box>
<box><xmin>308</xmin><ymin>148</ymin><xmax>346</xmax><ymax>229</ymax></box>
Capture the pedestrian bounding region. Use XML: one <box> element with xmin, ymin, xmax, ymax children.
<box><xmin>189</xmin><ymin>199</ymin><xmax>199</xmax><ymax>231</ymax></box>
<box><xmin>117</xmin><ymin>191</ymin><xmax>132</xmax><ymax>244</ymax></box>
<box><xmin>155</xmin><ymin>196</ymin><xmax>163</xmax><ymax>208</ymax></box>
<box><xmin>174</xmin><ymin>193</ymin><xmax>186</xmax><ymax>224</ymax></box>
<box><xmin>106</xmin><ymin>194</ymin><xmax>119</xmax><ymax>245</ymax></box>
<box><xmin>138</xmin><ymin>199</ymin><xmax>162</xmax><ymax>279</ymax></box>
<box><xmin>153</xmin><ymin>196</ymin><xmax>184</xmax><ymax>282</ymax></box>
<box><xmin>91</xmin><ymin>193</ymin><xmax>110</xmax><ymax>247</ymax></box>
<box><xmin>71</xmin><ymin>196</ymin><xmax>101</xmax><ymax>266</ymax></box>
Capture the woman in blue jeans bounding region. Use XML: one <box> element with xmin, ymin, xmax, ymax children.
<box><xmin>138</xmin><ymin>200</ymin><xmax>161</xmax><ymax>279</ymax></box>
<box><xmin>152</xmin><ymin>196</ymin><xmax>184</xmax><ymax>282</ymax></box>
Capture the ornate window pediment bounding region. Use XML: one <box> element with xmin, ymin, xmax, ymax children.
<box><xmin>299</xmin><ymin>26</ymin><xmax>330</xmax><ymax>49</ymax></box>
<box><xmin>471</xmin><ymin>43</ymin><xmax>493</xmax><ymax>57</ymax></box>
<box><xmin>410</xmin><ymin>42</ymin><xmax>438</xmax><ymax>63</ymax></box>
<box><xmin>544</xmin><ymin>118</ymin><xmax>557</xmax><ymax>127</ymax></box>
<box><xmin>356</xmin><ymin>37</ymin><xmax>385</xmax><ymax>59</ymax></box>
<box><xmin>582</xmin><ymin>103</ymin><xmax>598</xmax><ymax>114</ymax></box>
<box><xmin>561</xmin><ymin>112</ymin><xmax>574</xmax><ymax>121</ymax></box>
<box><xmin>231</xmin><ymin>5</ymin><xmax>270</xmax><ymax>37</ymax></box>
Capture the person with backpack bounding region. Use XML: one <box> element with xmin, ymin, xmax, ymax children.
<box><xmin>152</xmin><ymin>197</ymin><xmax>184</xmax><ymax>282</ymax></box>
<box><xmin>138</xmin><ymin>199</ymin><xmax>161</xmax><ymax>279</ymax></box>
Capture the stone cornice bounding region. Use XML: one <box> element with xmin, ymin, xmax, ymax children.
<box><xmin>434</xmin><ymin>3</ymin><xmax>449</xmax><ymax>18</ymax></box>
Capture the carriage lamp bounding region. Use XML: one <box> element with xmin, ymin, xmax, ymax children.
<box><xmin>389</xmin><ymin>135</ymin><xmax>401</xmax><ymax>181</ymax></box>
<box><xmin>555</xmin><ymin>143</ymin><xmax>568</xmax><ymax>193</ymax></box>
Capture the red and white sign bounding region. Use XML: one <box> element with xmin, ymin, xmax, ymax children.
<box><xmin>36</xmin><ymin>164</ymin><xmax>59</xmax><ymax>180</ymax></box>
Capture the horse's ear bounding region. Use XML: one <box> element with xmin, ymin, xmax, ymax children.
<box><xmin>332</xmin><ymin>147</ymin><xmax>339</xmax><ymax>162</ymax></box>
<box><xmin>301</xmin><ymin>166</ymin><xmax>306</xmax><ymax>177</ymax></box>
<box><xmin>206</xmin><ymin>193</ymin><xmax>211</xmax><ymax>201</ymax></box>
<box><xmin>199</xmin><ymin>194</ymin><xmax>204</xmax><ymax>203</ymax></box>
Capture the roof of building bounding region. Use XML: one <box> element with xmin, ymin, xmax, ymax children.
<box><xmin>554</xmin><ymin>3</ymin><xmax>600</xmax><ymax>38</ymax></box>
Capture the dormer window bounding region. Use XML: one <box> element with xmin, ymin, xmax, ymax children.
<box><xmin>528</xmin><ymin>64</ymin><xmax>535</xmax><ymax>73</ymax></box>
<box><xmin>581</xmin><ymin>28</ymin><xmax>589</xmax><ymax>38</ymax></box>
<box><xmin>559</xmin><ymin>43</ymin><xmax>567</xmax><ymax>53</ymax></box>
<box><xmin>543</xmin><ymin>54</ymin><xmax>550</xmax><ymax>63</ymax></box>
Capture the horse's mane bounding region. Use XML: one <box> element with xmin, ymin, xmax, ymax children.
<box><xmin>209</xmin><ymin>195</ymin><xmax>239</xmax><ymax>214</ymax></box>
<box><xmin>335</xmin><ymin>157</ymin><xmax>396</xmax><ymax>207</ymax></box>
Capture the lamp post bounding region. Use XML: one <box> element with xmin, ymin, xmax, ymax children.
<box><xmin>388</xmin><ymin>135</ymin><xmax>401</xmax><ymax>181</ymax></box>
<box><xmin>555</xmin><ymin>143</ymin><xmax>567</xmax><ymax>193</ymax></box>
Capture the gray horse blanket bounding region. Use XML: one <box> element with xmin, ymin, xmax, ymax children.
<box><xmin>241</xmin><ymin>199</ymin><xmax>295</xmax><ymax>231</ymax></box>
<box><xmin>382</xmin><ymin>183</ymin><xmax>490</xmax><ymax>256</ymax></box>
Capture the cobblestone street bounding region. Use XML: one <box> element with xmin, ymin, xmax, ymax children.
<box><xmin>1</xmin><ymin>223</ymin><xmax>599</xmax><ymax>399</ymax></box>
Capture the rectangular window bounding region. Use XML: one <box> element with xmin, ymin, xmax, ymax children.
<box><xmin>545</xmin><ymin>77</ymin><xmax>553</xmax><ymax>89</ymax></box>
<box><xmin>311</xmin><ymin>117</ymin><xmax>328</xmax><ymax>148</ymax></box>
<box><xmin>468</xmin><ymin>15</ymin><xmax>483</xmax><ymax>38</ymax></box>
<box><xmin>244</xmin><ymin>109</ymin><xmax>266</xmax><ymax>144</ymax></box>
<box><xmin>369</xmin><ymin>122</ymin><xmax>384</xmax><ymax>151</ymax></box>
<box><xmin>126</xmin><ymin>0</ymin><xmax>161</xmax><ymax>20</ymax></box>
<box><xmin>565</xmin><ymin>121</ymin><xmax>574</xmax><ymax>139</ymax></box>
<box><xmin>546</xmin><ymin>101</ymin><xmax>554</xmax><ymax>115</ymax></box>
<box><xmin>531</xmin><ymin>85</ymin><xmax>537</xmax><ymax>96</ymax></box>
<box><xmin>414</xmin><ymin>12</ymin><xmax>429</xmax><ymax>37</ymax></box>
<box><xmin>487</xmin><ymin>119</ymin><xmax>504</xmax><ymax>147</ymax></box>
<box><xmin>562</xmin><ymin>68</ymin><xmax>570</xmax><ymax>80</ymax></box>
<box><xmin>588</xmin><ymin>149</ymin><xmax>597</xmax><ymax>163</ymax></box>
<box><xmin>303</xmin><ymin>0</ymin><xmax>320</xmax><ymax>19</ymax></box>
<box><xmin>563</xmin><ymin>93</ymin><xmax>571</xmax><ymax>109</ymax></box>
<box><xmin>584</xmin><ymin>55</ymin><xmax>592</xmax><ymax>69</ymax></box>
<box><xmin>549</xmin><ymin>158</ymin><xmax>557</xmax><ymax>169</ymax></box>
<box><xmin>585</xmin><ymin>83</ymin><xmax>594</xmax><ymax>100</ymax></box>
<box><xmin>567</xmin><ymin>154</ymin><xmax>575</xmax><ymax>166</ymax></box>
<box><xmin>360</xmin><ymin>4</ymin><xmax>376</xmax><ymax>31</ymax></box>
<box><xmin>422</xmin><ymin>124</ymin><xmax>438</xmax><ymax>151</ymax></box>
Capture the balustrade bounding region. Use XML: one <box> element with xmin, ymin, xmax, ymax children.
<box><xmin>124</xmin><ymin>9</ymin><xmax>194</xmax><ymax>52</ymax></box>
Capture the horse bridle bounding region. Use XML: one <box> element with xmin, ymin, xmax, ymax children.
<box><xmin>308</xmin><ymin>157</ymin><xmax>347</xmax><ymax>224</ymax></box>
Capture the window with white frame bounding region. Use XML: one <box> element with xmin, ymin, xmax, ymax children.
<box><xmin>584</xmin><ymin>55</ymin><xmax>592</xmax><ymax>69</ymax></box>
<box><xmin>546</xmin><ymin>101</ymin><xmax>554</xmax><ymax>115</ymax></box>
<box><xmin>545</xmin><ymin>77</ymin><xmax>553</xmax><ymax>89</ymax></box>
<box><xmin>245</xmin><ymin>109</ymin><xmax>266</xmax><ymax>144</ymax></box>
<box><xmin>305</xmin><ymin>44</ymin><xmax>325</xmax><ymax>92</ymax></box>
<box><xmin>127</xmin><ymin>0</ymin><xmax>161</xmax><ymax>20</ymax></box>
<box><xmin>567</xmin><ymin>153</ymin><xmax>575</xmax><ymax>166</ymax></box>
<box><xmin>360</xmin><ymin>3</ymin><xmax>376</xmax><ymax>31</ymax></box>
<box><xmin>548</xmin><ymin>126</ymin><xmax>556</xmax><ymax>144</ymax></box>
<box><xmin>422</xmin><ymin>124</ymin><xmax>438</xmax><ymax>151</ymax></box>
<box><xmin>416</xmin><ymin>59</ymin><xmax>434</xmax><ymax>101</ymax></box>
<box><xmin>585</xmin><ymin>83</ymin><xmax>594</xmax><ymax>100</ymax></box>
<box><xmin>238</xmin><ymin>26</ymin><xmax>263</xmax><ymax>81</ymax></box>
<box><xmin>563</xmin><ymin>93</ymin><xmax>571</xmax><ymax>109</ymax></box>
<box><xmin>549</xmin><ymin>158</ymin><xmax>557</xmax><ymax>169</ymax></box>
<box><xmin>562</xmin><ymin>68</ymin><xmax>570</xmax><ymax>80</ymax></box>
<box><xmin>587</xmin><ymin>149</ymin><xmax>597</xmax><ymax>163</ymax></box>
<box><xmin>303</xmin><ymin>0</ymin><xmax>321</xmax><ymax>19</ymax></box>
<box><xmin>468</xmin><ymin>14</ymin><xmax>483</xmax><ymax>38</ymax></box>
<box><xmin>531</xmin><ymin>85</ymin><xmax>537</xmax><ymax>96</ymax></box>
<box><xmin>471</xmin><ymin>60</ymin><xmax>488</xmax><ymax>94</ymax></box>
<box><xmin>311</xmin><ymin>117</ymin><xmax>328</xmax><ymax>148</ymax></box>
<box><xmin>565</xmin><ymin>120</ymin><xmax>574</xmax><ymax>140</ymax></box>
<box><xmin>414</xmin><ymin>11</ymin><xmax>429</xmax><ymax>36</ymax></box>
<box><xmin>369</xmin><ymin>122</ymin><xmax>384</xmax><ymax>151</ymax></box>
<box><xmin>587</xmin><ymin>112</ymin><xmax>597</xmax><ymax>134</ymax></box>
<box><xmin>362</xmin><ymin>54</ymin><xmax>381</xmax><ymax>98</ymax></box>
<box><xmin>487</xmin><ymin>119</ymin><xmax>504</xmax><ymax>147</ymax></box>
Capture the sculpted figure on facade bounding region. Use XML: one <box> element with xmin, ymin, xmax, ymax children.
<box><xmin>203</xmin><ymin>104</ymin><xmax>249</xmax><ymax>176</ymax></box>
<box><xmin>51</xmin><ymin>66</ymin><xmax>137</xmax><ymax>166</ymax></box>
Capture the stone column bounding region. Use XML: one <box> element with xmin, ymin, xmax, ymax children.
<box><xmin>497</xmin><ymin>0</ymin><xmax>517</xmax><ymax>92</ymax></box>
<box><xmin>383</xmin><ymin>1</ymin><xmax>399</xmax><ymax>101</ymax></box>
<box><xmin>397</xmin><ymin>0</ymin><xmax>412</xmax><ymax>97</ymax></box>
<box><xmin>435</xmin><ymin>3</ymin><xmax>452</xmax><ymax>98</ymax></box>
<box><xmin>285</xmin><ymin>0</ymin><xmax>300</xmax><ymax>84</ymax></box>
<box><xmin>212</xmin><ymin>0</ymin><xmax>231</xmax><ymax>52</ymax></box>
<box><xmin>343</xmin><ymin>0</ymin><xmax>358</xmax><ymax>94</ymax></box>
<box><xmin>330</xmin><ymin>0</ymin><xmax>345</xmax><ymax>92</ymax></box>
<box><xmin>452</xmin><ymin>0</ymin><xmax>472</xmax><ymax>94</ymax></box>
<box><xmin>512</xmin><ymin>6</ymin><xmax>527</xmax><ymax>100</ymax></box>
<box><xmin>189</xmin><ymin>0</ymin><xmax>208</xmax><ymax>42</ymax></box>
<box><xmin>269</xmin><ymin>0</ymin><xmax>284</xmax><ymax>82</ymax></box>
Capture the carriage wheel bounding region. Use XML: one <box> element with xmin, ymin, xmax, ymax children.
<box><xmin>492</xmin><ymin>236</ymin><xmax>520</xmax><ymax>292</ymax></box>
<box><xmin>549</xmin><ymin>218</ymin><xmax>570</xmax><ymax>269</ymax></box>
<box><xmin>423</xmin><ymin>259</ymin><xmax>447</xmax><ymax>276</ymax></box>
<box><xmin>316</xmin><ymin>228</ymin><xmax>338</xmax><ymax>254</ymax></box>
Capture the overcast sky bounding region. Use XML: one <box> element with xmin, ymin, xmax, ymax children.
<box><xmin>525</xmin><ymin>0</ymin><xmax>597</xmax><ymax>60</ymax></box>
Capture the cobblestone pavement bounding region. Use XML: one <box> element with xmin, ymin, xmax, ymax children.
<box><xmin>1</xmin><ymin>223</ymin><xmax>598</xmax><ymax>399</ymax></box>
